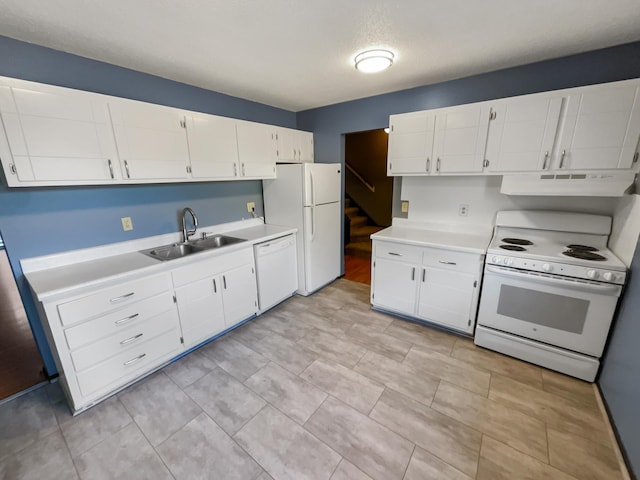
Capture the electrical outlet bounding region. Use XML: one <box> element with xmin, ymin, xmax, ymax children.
<box><xmin>121</xmin><ymin>217</ymin><xmax>133</xmax><ymax>231</ymax></box>
<box><xmin>458</xmin><ymin>204</ymin><xmax>469</xmax><ymax>216</ymax></box>
<box><xmin>246</xmin><ymin>201</ymin><xmax>256</xmax><ymax>213</ymax></box>
<box><xmin>401</xmin><ymin>201</ymin><xmax>409</xmax><ymax>213</ymax></box>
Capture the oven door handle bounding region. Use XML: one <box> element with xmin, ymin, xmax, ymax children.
<box><xmin>485</xmin><ymin>265</ymin><xmax>622</xmax><ymax>294</ymax></box>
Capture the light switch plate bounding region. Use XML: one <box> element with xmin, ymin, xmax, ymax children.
<box><xmin>121</xmin><ymin>217</ymin><xmax>133</xmax><ymax>231</ymax></box>
<box><xmin>401</xmin><ymin>201</ymin><xmax>409</xmax><ymax>213</ymax></box>
<box><xmin>247</xmin><ymin>201</ymin><xmax>256</xmax><ymax>212</ymax></box>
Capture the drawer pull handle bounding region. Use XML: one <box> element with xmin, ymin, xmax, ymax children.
<box><xmin>223</xmin><ymin>275</ymin><xmax>227</xmax><ymax>289</ymax></box>
<box><xmin>115</xmin><ymin>313</ymin><xmax>139</xmax><ymax>325</ymax></box>
<box><xmin>411</xmin><ymin>267</ymin><xmax>415</xmax><ymax>281</ymax></box>
<box><xmin>123</xmin><ymin>353</ymin><xmax>146</xmax><ymax>366</ymax></box>
<box><xmin>422</xmin><ymin>269</ymin><xmax>426</xmax><ymax>282</ymax></box>
<box><xmin>213</xmin><ymin>278</ymin><xmax>217</xmax><ymax>293</ymax></box>
<box><xmin>388</xmin><ymin>252</ymin><xmax>402</xmax><ymax>256</ymax></box>
<box><xmin>439</xmin><ymin>261</ymin><xmax>457</xmax><ymax>265</ymax></box>
<box><xmin>110</xmin><ymin>292</ymin><xmax>135</xmax><ymax>303</ymax></box>
<box><xmin>120</xmin><ymin>333</ymin><xmax>144</xmax><ymax>345</ymax></box>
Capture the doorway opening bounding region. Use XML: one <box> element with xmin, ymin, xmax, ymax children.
<box><xmin>343</xmin><ymin>128</ymin><xmax>392</xmax><ymax>284</ymax></box>
<box><xmin>0</xmin><ymin>231</ymin><xmax>45</xmax><ymax>400</ymax></box>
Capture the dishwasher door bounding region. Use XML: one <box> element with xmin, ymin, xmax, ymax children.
<box><xmin>254</xmin><ymin>234</ymin><xmax>298</xmax><ymax>313</ymax></box>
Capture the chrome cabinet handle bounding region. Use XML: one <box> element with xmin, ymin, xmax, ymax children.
<box><xmin>542</xmin><ymin>151</ymin><xmax>549</xmax><ymax>170</ymax></box>
<box><xmin>633</xmin><ymin>152</ymin><xmax>639</xmax><ymax>163</ymax></box>
<box><xmin>120</xmin><ymin>333</ymin><xmax>143</xmax><ymax>345</ymax></box>
<box><xmin>115</xmin><ymin>313</ymin><xmax>139</xmax><ymax>325</ymax></box>
<box><xmin>9</xmin><ymin>163</ymin><xmax>17</xmax><ymax>174</ymax></box>
<box><xmin>422</xmin><ymin>269</ymin><xmax>426</xmax><ymax>282</ymax></box>
<box><xmin>123</xmin><ymin>353</ymin><xmax>146</xmax><ymax>366</ymax></box>
<box><xmin>426</xmin><ymin>158</ymin><xmax>430</xmax><ymax>172</ymax></box>
<box><xmin>436</xmin><ymin>158</ymin><xmax>441</xmax><ymax>172</ymax></box>
<box><xmin>213</xmin><ymin>278</ymin><xmax>217</xmax><ymax>293</ymax></box>
<box><xmin>559</xmin><ymin>149</ymin><xmax>566</xmax><ymax>168</ymax></box>
<box><xmin>110</xmin><ymin>292</ymin><xmax>135</xmax><ymax>303</ymax></box>
<box><xmin>223</xmin><ymin>275</ymin><xmax>227</xmax><ymax>289</ymax></box>
<box><xmin>388</xmin><ymin>252</ymin><xmax>402</xmax><ymax>256</ymax></box>
<box><xmin>411</xmin><ymin>267</ymin><xmax>415</xmax><ymax>281</ymax></box>
<box><xmin>439</xmin><ymin>261</ymin><xmax>457</xmax><ymax>265</ymax></box>
<box><xmin>108</xmin><ymin>159</ymin><xmax>114</xmax><ymax>179</ymax></box>
<box><xmin>124</xmin><ymin>160</ymin><xmax>131</xmax><ymax>178</ymax></box>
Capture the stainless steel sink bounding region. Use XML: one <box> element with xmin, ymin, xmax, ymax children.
<box><xmin>140</xmin><ymin>235</ymin><xmax>247</xmax><ymax>261</ymax></box>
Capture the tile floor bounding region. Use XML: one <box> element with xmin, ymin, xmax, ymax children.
<box><xmin>0</xmin><ymin>279</ymin><xmax>627</xmax><ymax>480</ymax></box>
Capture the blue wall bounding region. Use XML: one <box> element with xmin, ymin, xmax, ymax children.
<box><xmin>296</xmin><ymin>41</ymin><xmax>640</xmax><ymax>477</ymax></box>
<box><xmin>0</xmin><ymin>35</ymin><xmax>296</xmax><ymax>375</ymax></box>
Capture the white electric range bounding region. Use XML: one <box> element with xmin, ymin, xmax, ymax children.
<box><xmin>475</xmin><ymin>210</ymin><xmax>627</xmax><ymax>382</ymax></box>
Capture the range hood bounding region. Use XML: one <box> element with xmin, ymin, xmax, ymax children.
<box><xmin>500</xmin><ymin>172</ymin><xmax>637</xmax><ymax>197</ymax></box>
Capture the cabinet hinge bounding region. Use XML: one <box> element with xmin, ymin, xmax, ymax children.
<box><xmin>173</xmin><ymin>295</ymin><xmax>177</xmax><ymax>303</ymax></box>
<box><xmin>483</xmin><ymin>159</ymin><xmax>490</xmax><ymax>168</ymax></box>
<box><xmin>372</xmin><ymin>293</ymin><xmax>375</xmax><ymax>299</ymax></box>
<box><xmin>251</xmin><ymin>267</ymin><xmax>255</xmax><ymax>274</ymax></box>
<box><xmin>473</xmin><ymin>280</ymin><xmax>477</xmax><ymax>288</ymax></box>
<box><xmin>276</xmin><ymin>149</ymin><xmax>279</xmax><ymax>156</ymax></box>
<box><xmin>186</xmin><ymin>165</ymin><xmax>192</xmax><ymax>174</ymax></box>
<box><xmin>489</xmin><ymin>109</ymin><xmax>497</xmax><ymax>121</ymax></box>
<box><xmin>9</xmin><ymin>163</ymin><xmax>17</xmax><ymax>175</ymax></box>
<box><xmin>373</xmin><ymin>260</ymin><xmax>376</xmax><ymax>268</ymax></box>
<box><xmin>390</xmin><ymin>125</ymin><xmax>394</xmax><ymax>132</ymax></box>
<box><xmin>468</xmin><ymin>319</ymin><xmax>471</xmax><ymax>326</ymax></box>
<box><xmin>389</xmin><ymin>163</ymin><xmax>392</xmax><ymax>171</ymax></box>
<box><xmin>634</xmin><ymin>152</ymin><xmax>639</xmax><ymax>163</ymax></box>
<box><xmin>180</xmin><ymin>337</ymin><xmax>184</xmax><ymax>344</ymax></box>
<box><xmin>180</xmin><ymin>119</ymin><xmax>186</xmax><ymax>128</ymax></box>
<box><xmin>254</xmin><ymin>300</ymin><xmax>257</xmax><ymax>307</ymax></box>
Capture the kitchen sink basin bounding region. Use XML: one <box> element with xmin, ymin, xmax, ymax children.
<box><xmin>140</xmin><ymin>235</ymin><xmax>247</xmax><ymax>261</ymax></box>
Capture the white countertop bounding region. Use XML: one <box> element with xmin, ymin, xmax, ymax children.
<box><xmin>371</xmin><ymin>219</ymin><xmax>491</xmax><ymax>254</ymax></box>
<box><xmin>23</xmin><ymin>220</ymin><xmax>296</xmax><ymax>302</ymax></box>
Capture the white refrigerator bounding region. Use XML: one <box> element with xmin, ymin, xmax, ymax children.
<box><xmin>263</xmin><ymin>163</ymin><xmax>341</xmax><ymax>296</ymax></box>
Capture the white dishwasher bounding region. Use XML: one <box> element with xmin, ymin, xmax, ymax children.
<box><xmin>254</xmin><ymin>234</ymin><xmax>298</xmax><ymax>313</ymax></box>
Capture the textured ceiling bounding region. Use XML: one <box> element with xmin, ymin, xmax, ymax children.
<box><xmin>1</xmin><ymin>0</ymin><xmax>640</xmax><ymax>111</ymax></box>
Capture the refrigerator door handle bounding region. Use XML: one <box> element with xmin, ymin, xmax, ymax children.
<box><xmin>310</xmin><ymin>207</ymin><xmax>315</xmax><ymax>241</ymax></box>
<box><xmin>309</xmin><ymin>171</ymin><xmax>315</xmax><ymax>206</ymax></box>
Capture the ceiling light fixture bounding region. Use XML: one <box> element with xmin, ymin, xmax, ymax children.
<box><xmin>354</xmin><ymin>49</ymin><xmax>394</xmax><ymax>74</ymax></box>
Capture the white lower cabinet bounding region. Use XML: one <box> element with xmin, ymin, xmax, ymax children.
<box><xmin>371</xmin><ymin>240</ymin><xmax>483</xmax><ymax>334</ymax></box>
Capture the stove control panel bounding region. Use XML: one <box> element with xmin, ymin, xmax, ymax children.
<box><xmin>487</xmin><ymin>255</ymin><xmax>626</xmax><ymax>284</ymax></box>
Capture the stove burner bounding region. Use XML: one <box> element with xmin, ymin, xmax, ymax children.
<box><xmin>500</xmin><ymin>245</ymin><xmax>527</xmax><ymax>251</ymax></box>
<box><xmin>563</xmin><ymin>250</ymin><xmax>607</xmax><ymax>261</ymax></box>
<box><xmin>501</xmin><ymin>238</ymin><xmax>533</xmax><ymax>246</ymax></box>
<box><xmin>566</xmin><ymin>244</ymin><xmax>599</xmax><ymax>252</ymax></box>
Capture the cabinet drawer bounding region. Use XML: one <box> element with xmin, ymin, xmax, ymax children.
<box><xmin>374</xmin><ymin>240</ymin><xmax>422</xmax><ymax>264</ymax></box>
<box><xmin>70</xmin><ymin>308</ymin><xmax>179</xmax><ymax>372</ymax></box>
<box><xmin>64</xmin><ymin>292</ymin><xmax>175</xmax><ymax>350</ymax></box>
<box><xmin>76</xmin><ymin>327</ymin><xmax>182</xmax><ymax>397</ymax></box>
<box><xmin>422</xmin><ymin>248</ymin><xmax>483</xmax><ymax>273</ymax></box>
<box><xmin>57</xmin><ymin>273</ymin><xmax>172</xmax><ymax>327</ymax></box>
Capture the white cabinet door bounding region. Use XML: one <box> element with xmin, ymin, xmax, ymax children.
<box><xmin>298</xmin><ymin>131</ymin><xmax>314</xmax><ymax>163</ymax></box>
<box><xmin>276</xmin><ymin>127</ymin><xmax>298</xmax><ymax>162</ymax></box>
<box><xmin>486</xmin><ymin>95</ymin><xmax>564</xmax><ymax>173</ymax></box>
<box><xmin>556</xmin><ymin>84</ymin><xmax>640</xmax><ymax>170</ymax></box>
<box><xmin>417</xmin><ymin>266</ymin><xmax>476</xmax><ymax>333</ymax></box>
<box><xmin>433</xmin><ymin>103</ymin><xmax>491</xmax><ymax>174</ymax></box>
<box><xmin>387</xmin><ymin>111</ymin><xmax>435</xmax><ymax>175</ymax></box>
<box><xmin>109</xmin><ymin>100</ymin><xmax>191</xmax><ymax>180</ymax></box>
<box><xmin>0</xmin><ymin>84</ymin><xmax>119</xmax><ymax>185</ymax></box>
<box><xmin>220</xmin><ymin>263</ymin><xmax>258</xmax><ymax>327</ymax></box>
<box><xmin>236</xmin><ymin>120</ymin><xmax>277</xmax><ymax>178</ymax></box>
<box><xmin>371</xmin><ymin>257</ymin><xmax>418</xmax><ymax>314</ymax></box>
<box><xmin>175</xmin><ymin>276</ymin><xmax>225</xmax><ymax>348</ymax></box>
<box><xmin>186</xmin><ymin>114</ymin><xmax>239</xmax><ymax>179</ymax></box>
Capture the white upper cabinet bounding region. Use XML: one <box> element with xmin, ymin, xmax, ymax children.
<box><xmin>186</xmin><ymin>113</ymin><xmax>239</xmax><ymax>179</ymax></box>
<box><xmin>108</xmin><ymin>100</ymin><xmax>191</xmax><ymax>181</ymax></box>
<box><xmin>485</xmin><ymin>94</ymin><xmax>564</xmax><ymax>173</ymax></box>
<box><xmin>433</xmin><ymin>103</ymin><xmax>491</xmax><ymax>174</ymax></box>
<box><xmin>276</xmin><ymin>127</ymin><xmax>314</xmax><ymax>163</ymax></box>
<box><xmin>0</xmin><ymin>83</ymin><xmax>120</xmax><ymax>186</ymax></box>
<box><xmin>387</xmin><ymin>111</ymin><xmax>435</xmax><ymax>175</ymax></box>
<box><xmin>555</xmin><ymin>83</ymin><xmax>640</xmax><ymax>170</ymax></box>
<box><xmin>236</xmin><ymin>120</ymin><xmax>277</xmax><ymax>178</ymax></box>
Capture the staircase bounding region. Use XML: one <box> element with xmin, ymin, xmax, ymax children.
<box><xmin>344</xmin><ymin>197</ymin><xmax>384</xmax><ymax>258</ymax></box>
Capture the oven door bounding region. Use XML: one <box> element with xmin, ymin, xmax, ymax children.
<box><xmin>477</xmin><ymin>265</ymin><xmax>622</xmax><ymax>357</ymax></box>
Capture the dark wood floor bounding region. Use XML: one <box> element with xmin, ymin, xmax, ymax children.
<box><xmin>343</xmin><ymin>254</ymin><xmax>371</xmax><ymax>285</ymax></box>
<box><xmin>0</xmin><ymin>249</ymin><xmax>44</xmax><ymax>399</ymax></box>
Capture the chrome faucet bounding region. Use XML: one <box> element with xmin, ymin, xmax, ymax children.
<box><xmin>181</xmin><ymin>207</ymin><xmax>198</xmax><ymax>243</ymax></box>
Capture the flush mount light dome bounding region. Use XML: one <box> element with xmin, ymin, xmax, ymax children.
<box><xmin>354</xmin><ymin>49</ymin><xmax>394</xmax><ymax>73</ymax></box>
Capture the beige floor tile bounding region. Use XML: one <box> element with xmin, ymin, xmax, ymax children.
<box><xmin>477</xmin><ymin>436</ymin><xmax>578</xmax><ymax>480</ymax></box>
<box><xmin>330</xmin><ymin>458</ymin><xmax>373</xmax><ymax>480</ymax></box>
<box><xmin>162</xmin><ymin>350</ymin><xmax>217</xmax><ymax>389</ymax></box>
<box><xmin>383</xmin><ymin>319</ymin><xmax>456</xmax><ymax>356</ymax></box>
<box><xmin>431</xmin><ymin>381</ymin><xmax>548</xmax><ymax>462</ymax></box>
<box><xmin>404</xmin><ymin>346</ymin><xmax>491</xmax><ymax>396</ymax></box>
<box><xmin>244</xmin><ymin>362</ymin><xmax>327</xmax><ymax>424</ymax></box>
<box><xmin>295</xmin><ymin>308</ymin><xmax>356</xmax><ymax>336</ymax></box>
<box><xmin>489</xmin><ymin>374</ymin><xmax>610</xmax><ymax>445</ymax></box>
<box><xmin>354</xmin><ymin>351</ymin><xmax>440</xmax><ymax>406</ymax></box>
<box><xmin>258</xmin><ymin>311</ymin><xmax>317</xmax><ymax>341</ymax></box>
<box><xmin>369</xmin><ymin>389</ymin><xmax>481</xmax><ymax>478</ymax></box>
<box><xmin>451</xmin><ymin>338</ymin><xmax>544</xmax><ymax>388</ymax></box>
<box><xmin>235</xmin><ymin>405</ymin><xmax>341</xmax><ymax>480</ymax></box>
<box><xmin>541</xmin><ymin>370</ymin><xmax>600</xmax><ymax>412</ymax></box>
<box><xmin>200</xmin><ymin>336</ymin><xmax>269</xmax><ymax>382</ymax></box>
<box><xmin>547</xmin><ymin>428</ymin><xmax>622</xmax><ymax>480</ymax></box>
<box><xmin>404</xmin><ymin>447</ymin><xmax>472</xmax><ymax>480</ymax></box>
<box><xmin>344</xmin><ymin>323</ymin><xmax>412</xmax><ymax>362</ymax></box>
<box><xmin>296</xmin><ymin>328</ymin><xmax>367</xmax><ymax>368</ymax></box>
<box><xmin>305</xmin><ymin>396</ymin><xmax>413</xmax><ymax>480</ymax></box>
<box><xmin>300</xmin><ymin>359</ymin><xmax>384</xmax><ymax>414</ymax></box>
<box><xmin>338</xmin><ymin>306</ymin><xmax>394</xmax><ymax>332</ymax></box>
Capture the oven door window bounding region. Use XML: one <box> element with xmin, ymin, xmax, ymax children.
<box><xmin>497</xmin><ymin>284</ymin><xmax>588</xmax><ymax>334</ymax></box>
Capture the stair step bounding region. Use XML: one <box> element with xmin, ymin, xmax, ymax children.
<box><xmin>351</xmin><ymin>225</ymin><xmax>384</xmax><ymax>243</ymax></box>
<box><xmin>350</xmin><ymin>216</ymin><xmax>367</xmax><ymax>228</ymax></box>
<box><xmin>344</xmin><ymin>241</ymin><xmax>373</xmax><ymax>259</ymax></box>
<box><xmin>344</xmin><ymin>207</ymin><xmax>359</xmax><ymax>217</ymax></box>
